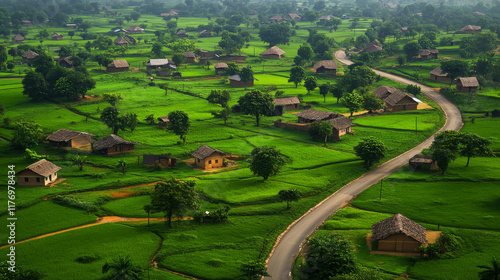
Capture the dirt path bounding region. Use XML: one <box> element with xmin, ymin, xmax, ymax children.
<box><xmin>0</xmin><ymin>216</ymin><xmax>192</xmax><ymax>250</ymax></box>
<box><xmin>263</xmin><ymin>50</ymin><xmax>463</xmax><ymax>280</ymax></box>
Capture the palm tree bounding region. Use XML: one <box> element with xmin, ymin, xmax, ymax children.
<box><xmin>478</xmin><ymin>257</ymin><xmax>500</xmax><ymax>280</ymax></box>
<box><xmin>102</xmin><ymin>255</ymin><xmax>143</xmax><ymax>280</ymax></box>
<box><xmin>117</xmin><ymin>160</ymin><xmax>127</xmax><ymax>175</ymax></box>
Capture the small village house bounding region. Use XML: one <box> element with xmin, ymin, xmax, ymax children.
<box><xmin>114</xmin><ymin>37</ymin><xmax>129</xmax><ymax>46</ymax></box>
<box><xmin>456</xmin><ymin>77</ymin><xmax>479</xmax><ymax>93</ymax></box>
<box><xmin>107</xmin><ymin>59</ymin><xmax>130</xmax><ymax>72</ymax></box>
<box><xmin>21</xmin><ymin>50</ymin><xmax>39</xmax><ymax>64</ymax></box>
<box><xmin>214</xmin><ymin>62</ymin><xmax>228</xmax><ymax>75</ymax></box>
<box><xmin>361</xmin><ymin>40</ymin><xmax>383</xmax><ymax>54</ymax></box>
<box><xmin>313</xmin><ymin>60</ymin><xmax>338</xmax><ymax>75</ymax></box>
<box><xmin>146</xmin><ymin>59</ymin><xmax>173</xmax><ymax>76</ymax></box>
<box><xmin>176</xmin><ymin>29</ymin><xmax>188</xmax><ymax>38</ymax></box>
<box><xmin>260</xmin><ymin>46</ymin><xmax>286</xmax><ymax>59</ymax></box>
<box><xmin>17</xmin><ymin>159</ymin><xmax>61</xmax><ymax>187</ymax></box>
<box><xmin>319</xmin><ymin>15</ymin><xmax>334</xmax><ymax>23</ymax></box>
<box><xmin>13</xmin><ymin>34</ymin><xmax>25</xmax><ymax>43</ymax></box>
<box><xmin>22</xmin><ymin>20</ymin><xmax>32</xmax><ymax>26</ymax></box>
<box><xmin>371</xmin><ymin>213</ymin><xmax>427</xmax><ymax>253</ymax></box>
<box><xmin>373</xmin><ymin>86</ymin><xmax>418</xmax><ymax>111</ymax></box>
<box><xmin>51</xmin><ymin>32</ymin><xmax>64</xmax><ymax>40</ymax></box>
<box><xmin>460</xmin><ymin>25</ymin><xmax>481</xmax><ymax>33</ymax></box>
<box><xmin>199</xmin><ymin>30</ymin><xmax>211</xmax><ymax>38</ymax></box>
<box><xmin>143</xmin><ymin>154</ymin><xmax>176</xmax><ymax>168</ymax></box>
<box><xmin>328</xmin><ymin>116</ymin><xmax>353</xmax><ymax>140</ymax></box>
<box><xmin>409</xmin><ymin>154</ymin><xmax>438</xmax><ymax>170</ymax></box>
<box><xmin>158</xmin><ymin>116</ymin><xmax>170</xmax><ymax>128</ymax></box>
<box><xmin>65</xmin><ymin>23</ymin><xmax>77</xmax><ymax>29</ymax></box>
<box><xmin>288</xmin><ymin>13</ymin><xmax>301</xmax><ymax>21</ymax></box>
<box><xmin>429</xmin><ymin>67</ymin><xmax>451</xmax><ymax>83</ymax></box>
<box><xmin>46</xmin><ymin>129</ymin><xmax>94</xmax><ymax>150</ymax></box>
<box><xmin>183</xmin><ymin>52</ymin><xmax>196</xmax><ymax>63</ymax></box>
<box><xmin>269</xmin><ymin>15</ymin><xmax>285</xmax><ymax>23</ymax></box>
<box><xmin>228</xmin><ymin>74</ymin><xmax>255</xmax><ymax>87</ymax></box>
<box><xmin>191</xmin><ymin>145</ymin><xmax>226</xmax><ymax>170</ymax></box>
<box><xmin>274</xmin><ymin>97</ymin><xmax>300</xmax><ymax>113</ymax></box>
<box><xmin>93</xmin><ymin>134</ymin><xmax>140</xmax><ymax>155</ymax></box>
<box><xmin>420</xmin><ymin>49</ymin><xmax>439</xmax><ymax>59</ymax></box>
<box><xmin>125</xmin><ymin>25</ymin><xmax>144</xmax><ymax>33</ymax></box>
<box><xmin>59</xmin><ymin>57</ymin><xmax>74</xmax><ymax>68</ymax></box>
<box><xmin>297</xmin><ymin>109</ymin><xmax>338</xmax><ymax>123</ymax></box>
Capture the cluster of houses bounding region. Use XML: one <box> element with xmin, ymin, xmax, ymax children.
<box><xmin>429</xmin><ymin>67</ymin><xmax>480</xmax><ymax>93</ymax></box>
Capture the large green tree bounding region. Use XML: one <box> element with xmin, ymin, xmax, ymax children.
<box><xmin>354</xmin><ymin>137</ymin><xmax>387</xmax><ymax>169</ymax></box>
<box><xmin>168</xmin><ymin>110</ymin><xmax>190</xmax><ymax>143</ymax></box>
<box><xmin>309</xmin><ymin>120</ymin><xmax>333</xmax><ymax>145</ymax></box>
<box><xmin>101</xmin><ymin>256</ymin><xmax>143</xmax><ymax>280</ymax></box>
<box><xmin>207</xmin><ymin>89</ymin><xmax>231</xmax><ymax>108</ymax></box>
<box><xmin>319</xmin><ymin>83</ymin><xmax>330</xmax><ymax>102</ymax></box>
<box><xmin>288</xmin><ymin>66</ymin><xmax>306</xmax><ymax>88</ymax></box>
<box><xmin>304</xmin><ymin>76</ymin><xmax>317</xmax><ymax>94</ymax></box>
<box><xmin>297</xmin><ymin>43</ymin><xmax>314</xmax><ymax>63</ymax></box>
<box><xmin>440</xmin><ymin>60</ymin><xmax>470</xmax><ymax>86</ymax></box>
<box><xmin>362</xmin><ymin>92</ymin><xmax>384</xmax><ymax>113</ymax></box>
<box><xmin>250</xmin><ymin>146</ymin><xmax>291</xmax><ymax>180</ymax></box>
<box><xmin>341</xmin><ymin>92</ymin><xmax>363</xmax><ymax>117</ymax></box>
<box><xmin>218</xmin><ymin>31</ymin><xmax>245</xmax><ymax>53</ymax></box>
<box><xmin>403</xmin><ymin>41</ymin><xmax>421</xmax><ymax>60</ymax></box>
<box><xmin>239</xmin><ymin>261</ymin><xmax>271</xmax><ymax>280</ymax></box>
<box><xmin>238</xmin><ymin>90</ymin><xmax>274</xmax><ymax>126</ymax></box>
<box><xmin>100</xmin><ymin>106</ymin><xmax>123</xmax><ymax>135</ymax></box>
<box><xmin>150</xmin><ymin>178</ymin><xmax>198</xmax><ymax>227</ymax></box>
<box><xmin>301</xmin><ymin>235</ymin><xmax>357</xmax><ymax>279</ymax></box>
<box><xmin>258</xmin><ymin>23</ymin><xmax>292</xmax><ymax>47</ymax></box>
<box><xmin>22</xmin><ymin>71</ymin><xmax>49</xmax><ymax>100</ymax></box>
<box><xmin>340</xmin><ymin>66</ymin><xmax>377</xmax><ymax>93</ymax></box>
<box><xmin>11</xmin><ymin>121</ymin><xmax>45</xmax><ymax>150</ymax></box>
<box><xmin>432</xmin><ymin>148</ymin><xmax>455</xmax><ymax>174</ymax></box>
<box><xmin>278</xmin><ymin>189</ymin><xmax>301</xmax><ymax>209</ymax></box>
<box><xmin>459</xmin><ymin>132</ymin><xmax>494</xmax><ymax>167</ymax></box>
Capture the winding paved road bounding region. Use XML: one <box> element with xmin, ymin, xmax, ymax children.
<box><xmin>264</xmin><ymin>50</ymin><xmax>463</xmax><ymax>280</ymax></box>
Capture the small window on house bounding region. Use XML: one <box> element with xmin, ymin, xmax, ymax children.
<box><xmin>115</xmin><ymin>146</ymin><xmax>118</xmax><ymax>152</ymax></box>
<box><xmin>37</xmin><ymin>178</ymin><xmax>41</xmax><ymax>182</ymax></box>
<box><xmin>208</xmin><ymin>160</ymin><xmax>212</xmax><ymax>164</ymax></box>
<box><xmin>295</xmin><ymin>104</ymin><xmax>298</xmax><ymax>108</ymax></box>
<box><xmin>49</xmin><ymin>175</ymin><xmax>52</xmax><ymax>181</ymax></box>
<box><xmin>24</xmin><ymin>178</ymin><xmax>29</xmax><ymax>182</ymax></box>
<box><xmin>198</xmin><ymin>158</ymin><xmax>200</xmax><ymax>163</ymax></box>
<box><xmin>215</xmin><ymin>160</ymin><xmax>219</xmax><ymax>163</ymax></box>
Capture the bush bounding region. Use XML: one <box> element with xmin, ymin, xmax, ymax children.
<box><xmin>52</xmin><ymin>196</ymin><xmax>99</xmax><ymax>212</ymax></box>
<box><xmin>75</xmin><ymin>254</ymin><xmax>100</xmax><ymax>264</ymax></box>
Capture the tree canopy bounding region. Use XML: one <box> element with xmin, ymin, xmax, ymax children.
<box><xmin>354</xmin><ymin>137</ymin><xmax>387</xmax><ymax>169</ymax></box>
<box><xmin>168</xmin><ymin>110</ymin><xmax>190</xmax><ymax>143</ymax></box>
<box><xmin>250</xmin><ymin>146</ymin><xmax>291</xmax><ymax>180</ymax></box>
<box><xmin>288</xmin><ymin>66</ymin><xmax>306</xmax><ymax>88</ymax></box>
<box><xmin>258</xmin><ymin>23</ymin><xmax>292</xmax><ymax>47</ymax></box>
<box><xmin>440</xmin><ymin>60</ymin><xmax>470</xmax><ymax>86</ymax></box>
<box><xmin>238</xmin><ymin>90</ymin><xmax>274</xmax><ymax>126</ymax></box>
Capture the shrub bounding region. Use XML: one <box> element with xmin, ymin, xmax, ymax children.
<box><xmin>52</xmin><ymin>196</ymin><xmax>99</xmax><ymax>212</ymax></box>
<box><xmin>207</xmin><ymin>259</ymin><xmax>224</xmax><ymax>267</ymax></box>
<box><xmin>75</xmin><ymin>254</ymin><xmax>100</xmax><ymax>264</ymax></box>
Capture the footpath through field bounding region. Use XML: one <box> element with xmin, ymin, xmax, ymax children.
<box><xmin>263</xmin><ymin>50</ymin><xmax>463</xmax><ymax>280</ymax></box>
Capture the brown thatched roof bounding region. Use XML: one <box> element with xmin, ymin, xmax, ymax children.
<box><xmin>410</xmin><ymin>154</ymin><xmax>433</xmax><ymax>164</ymax></box>
<box><xmin>319</xmin><ymin>15</ymin><xmax>333</xmax><ymax>20</ymax></box>
<box><xmin>199</xmin><ymin>30</ymin><xmax>211</xmax><ymax>36</ymax></box>
<box><xmin>288</xmin><ymin>13</ymin><xmax>301</xmax><ymax>20</ymax></box>
<box><xmin>191</xmin><ymin>145</ymin><xmax>225</xmax><ymax>159</ymax></box>
<box><xmin>420</xmin><ymin>49</ymin><xmax>439</xmax><ymax>55</ymax></box>
<box><xmin>60</xmin><ymin>56</ymin><xmax>74</xmax><ymax>66</ymax></box>
<box><xmin>429</xmin><ymin>67</ymin><xmax>448</xmax><ymax>77</ymax></box>
<box><xmin>23</xmin><ymin>159</ymin><xmax>61</xmax><ymax>177</ymax></box>
<box><xmin>147</xmin><ymin>59</ymin><xmax>169</xmax><ymax>66</ymax></box>
<box><xmin>373</xmin><ymin>85</ymin><xmax>403</xmax><ymax>100</ymax></box>
<box><xmin>460</xmin><ymin>25</ymin><xmax>481</xmax><ymax>32</ymax></box>
<box><xmin>384</xmin><ymin>90</ymin><xmax>417</xmax><ymax>106</ymax></box>
<box><xmin>270</xmin><ymin>15</ymin><xmax>285</xmax><ymax>21</ymax></box>
<box><xmin>183</xmin><ymin>52</ymin><xmax>196</xmax><ymax>58</ymax></box>
<box><xmin>328</xmin><ymin>116</ymin><xmax>352</xmax><ymax>130</ymax></box>
<box><xmin>125</xmin><ymin>25</ymin><xmax>144</xmax><ymax>32</ymax></box>
<box><xmin>297</xmin><ymin>109</ymin><xmax>338</xmax><ymax>121</ymax></box>
<box><xmin>176</xmin><ymin>29</ymin><xmax>188</xmax><ymax>35</ymax></box>
<box><xmin>458</xmin><ymin>77</ymin><xmax>479</xmax><ymax>87</ymax></box>
<box><xmin>13</xmin><ymin>34</ymin><xmax>25</xmax><ymax>41</ymax></box>
<box><xmin>114</xmin><ymin>37</ymin><xmax>129</xmax><ymax>45</ymax></box>
<box><xmin>46</xmin><ymin>129</ymin><xmax>94</xmax><ymax>142</ymax></box>
<box><xmin>158</xmin><ymin>116</ymin><xmax>169</xmax><ymax>122</ymax></box>
<box><xmin>361</xmin><ymin>40</ymin><xmax>383</xmax><ymax>54</ymax></box>
<box><xmin>51</xmin><ymin>32</ymin><xmax>63</xmax><ymax>38</ymax></box>
<box><xmin>22</xmin><ymin>50</ymin><xmax>39</xmax><ymax>59</ymax></box>
<box><xmin>213</xmin><ymin>62</ymin><xmax>228</xmax><ymax>69</ymax></box>
<box><xmin>372</xmin><ymin>214</ymin><xmax>427</xmax><ymax>244</ymax></box>
<box><xmin>260</xmin><ymin>46</ymin><xmax>285</xmax><ymax>56</ymax></box>
<box><xmin>274</xmin><ymin>96</ymin><xmax>300</xmax><ymax>106</ymax></box>
<box><xmin>228</xmin><ymin>74</ymin><xmax>257</xmax><ymax>81</ymax></box>
<box><xmin>93</xmin><ymin>134</ymin><xmax>140</xmax><ymax>150</ymax></box>
<box><xmin>109</xmin><ymin>59</ymin><xmax>129</xmax><ymax>68</ymax></box>
<box><xmin>313</xmin><ymin>60</ymin><xmax>339</xmax><ymax>70</ymax></box>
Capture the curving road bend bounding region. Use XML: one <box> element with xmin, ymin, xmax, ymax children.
<box><xmin>263</xmin><ymin>50</ymin><xmax>463</xmax><ymax>280</ymax></box>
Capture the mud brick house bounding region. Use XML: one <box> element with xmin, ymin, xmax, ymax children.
<box><xmin>199</xmin><ymin>30</ymin><xmax>211</xmax><ymax>37</ymax></box>
<box><xmin>157</xmin><ymin>116</ymin><xmax>170</xmax><ymax>128</ymax></box>
<box><xmin>269</xmin><ymin>15</ymin><xmax>285</xmax><ymax>23</ymax></box>
<box><xmin>143</xmin><ymin>154</ymin><xmax>177</xmax><ymax>168</ymax></box>
<box><xmin>328</xmin><ymin>116</ymin><xmax>353</xmax><ymax>140</ymax></box>
<box><xmin>183</xmin><ymin>52</ymin><xmax>196</xmax><ymax>63</ymax></box>
<box><xmin>107</xmin><ymin>59</ymin><xmax>130</xmax><ymax>72</ymax></box>
<box><xmin>371</xmin><ymin>214</ymin><xmax>427</xmax><ymax>253</ymax></box>
<box><xmin>297</xmin><ymin>109</ymin><xmax>338</xmax><ymax>123</ymax></box>
<box><xmin>191</xmin><ymin>145</ymin><xmax>226</xmax><ymax>170</ymax></box>
<box><xmin>319</xmin><ymin>15</ymin><xmax>334</xmax><ymax>23</ymax></box>
<box><xmin>51</xmin><ymin>32</ymin><xmax>64</xmax><ymax>40</ymax></box>
<box><xmin>313</xmin><ymin>60</ymin><xmax>338</xmax><ymax>75</ymax></box>
<box><xmin>409</xmin><ymin>154</ymin><xmax>438</xmax><ymax>170</ymax></box>
<box><xmin>274</xmin><ymin>97</ymin><xmax>300</xmax><ymax>112</ymax></box>
<box><xmin>17</xmin><ymin>159</ymin><xmax>61</xmax><ymax>187</ymax></box>
<box><xmin>46</xmin><ymin>129</ymin><xmax>94</xmax><ymax>150</ymax></box>
<box><xmin>228</xmin><ymin>74</ymin><xmax>255</xmax><ymax>87</ymax></box>
<box><xmin>288</xmin><ymin>13</ymin><xmax>301</xmax><ymax>20</ymax></box>
<box><xmin>460</xmin><ymin>25</ymin><xmax>481</xmax><ymax>33</ymax></box>
<box><xmin>420</xmin><ymin>49</ymin><xmax>439</xmax><ymax>59</ymax></box>
<box><xmin>65</xmin><ymin>23</ymin><xmax>77</xmax><ymax>29</ymax></box>
<box><xmin>21</xmin><ymin>50</ymin><xmax>39</xmax><ymax>64</ymax></box>
<box><xmin>373</xmin><ymin>86</ymin><xmax>418</xmax><ymax>111</ymax></box>
<box><xmin>260</xmin><ymin>46</ymin><xmax>285</xmax><ymax>59</ymax></box>
<box><xmin>13</xmin><ymin>34</ymin><xmax>25</xmax><ymax>43</ymax></box>
<box><xmin>361</xmin><ymin>40</ymin><xmax>383</xmax><ymax>54</ymax></box>
<box><xmin>429</xmin><ymin>67</ymin><xmax>451</xmax><ymax>83</ymax></box>
<box><xmin>214</xmin><ymin>63</ymin><xmax>228</xmax><ymax>75</ymax></box>
<box><xmin>114</xmin><ymin>36</ymin><xmax>129</xmax><ymax>46</ymax></box>
<box><xmin>146</xmin><ymin>59</ymin><xmax>173</xmax><ymax>76</ymax></box>
<box><xmin>125</xmin><ymin>25</ymin><xmax>144</xmax><ymax>33</ymax></box>
<box><xmin>59</xmin><ymin>56</ymin><xmax>74</xmax><ymax>68</ymax></box>
<box><xmin>176</xmin><ymin>29</ymin><xmax>188</xmax><ymax>38</ymax></box>
<box><xmin>93</xmin><ymin>134</ymin><xmax>140</xmax><ymax>155</ymax></box>
<box><xmin>456</xmin><ymin>77</ymin><xmax>479</xmax><ymax>93</ymax></box>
